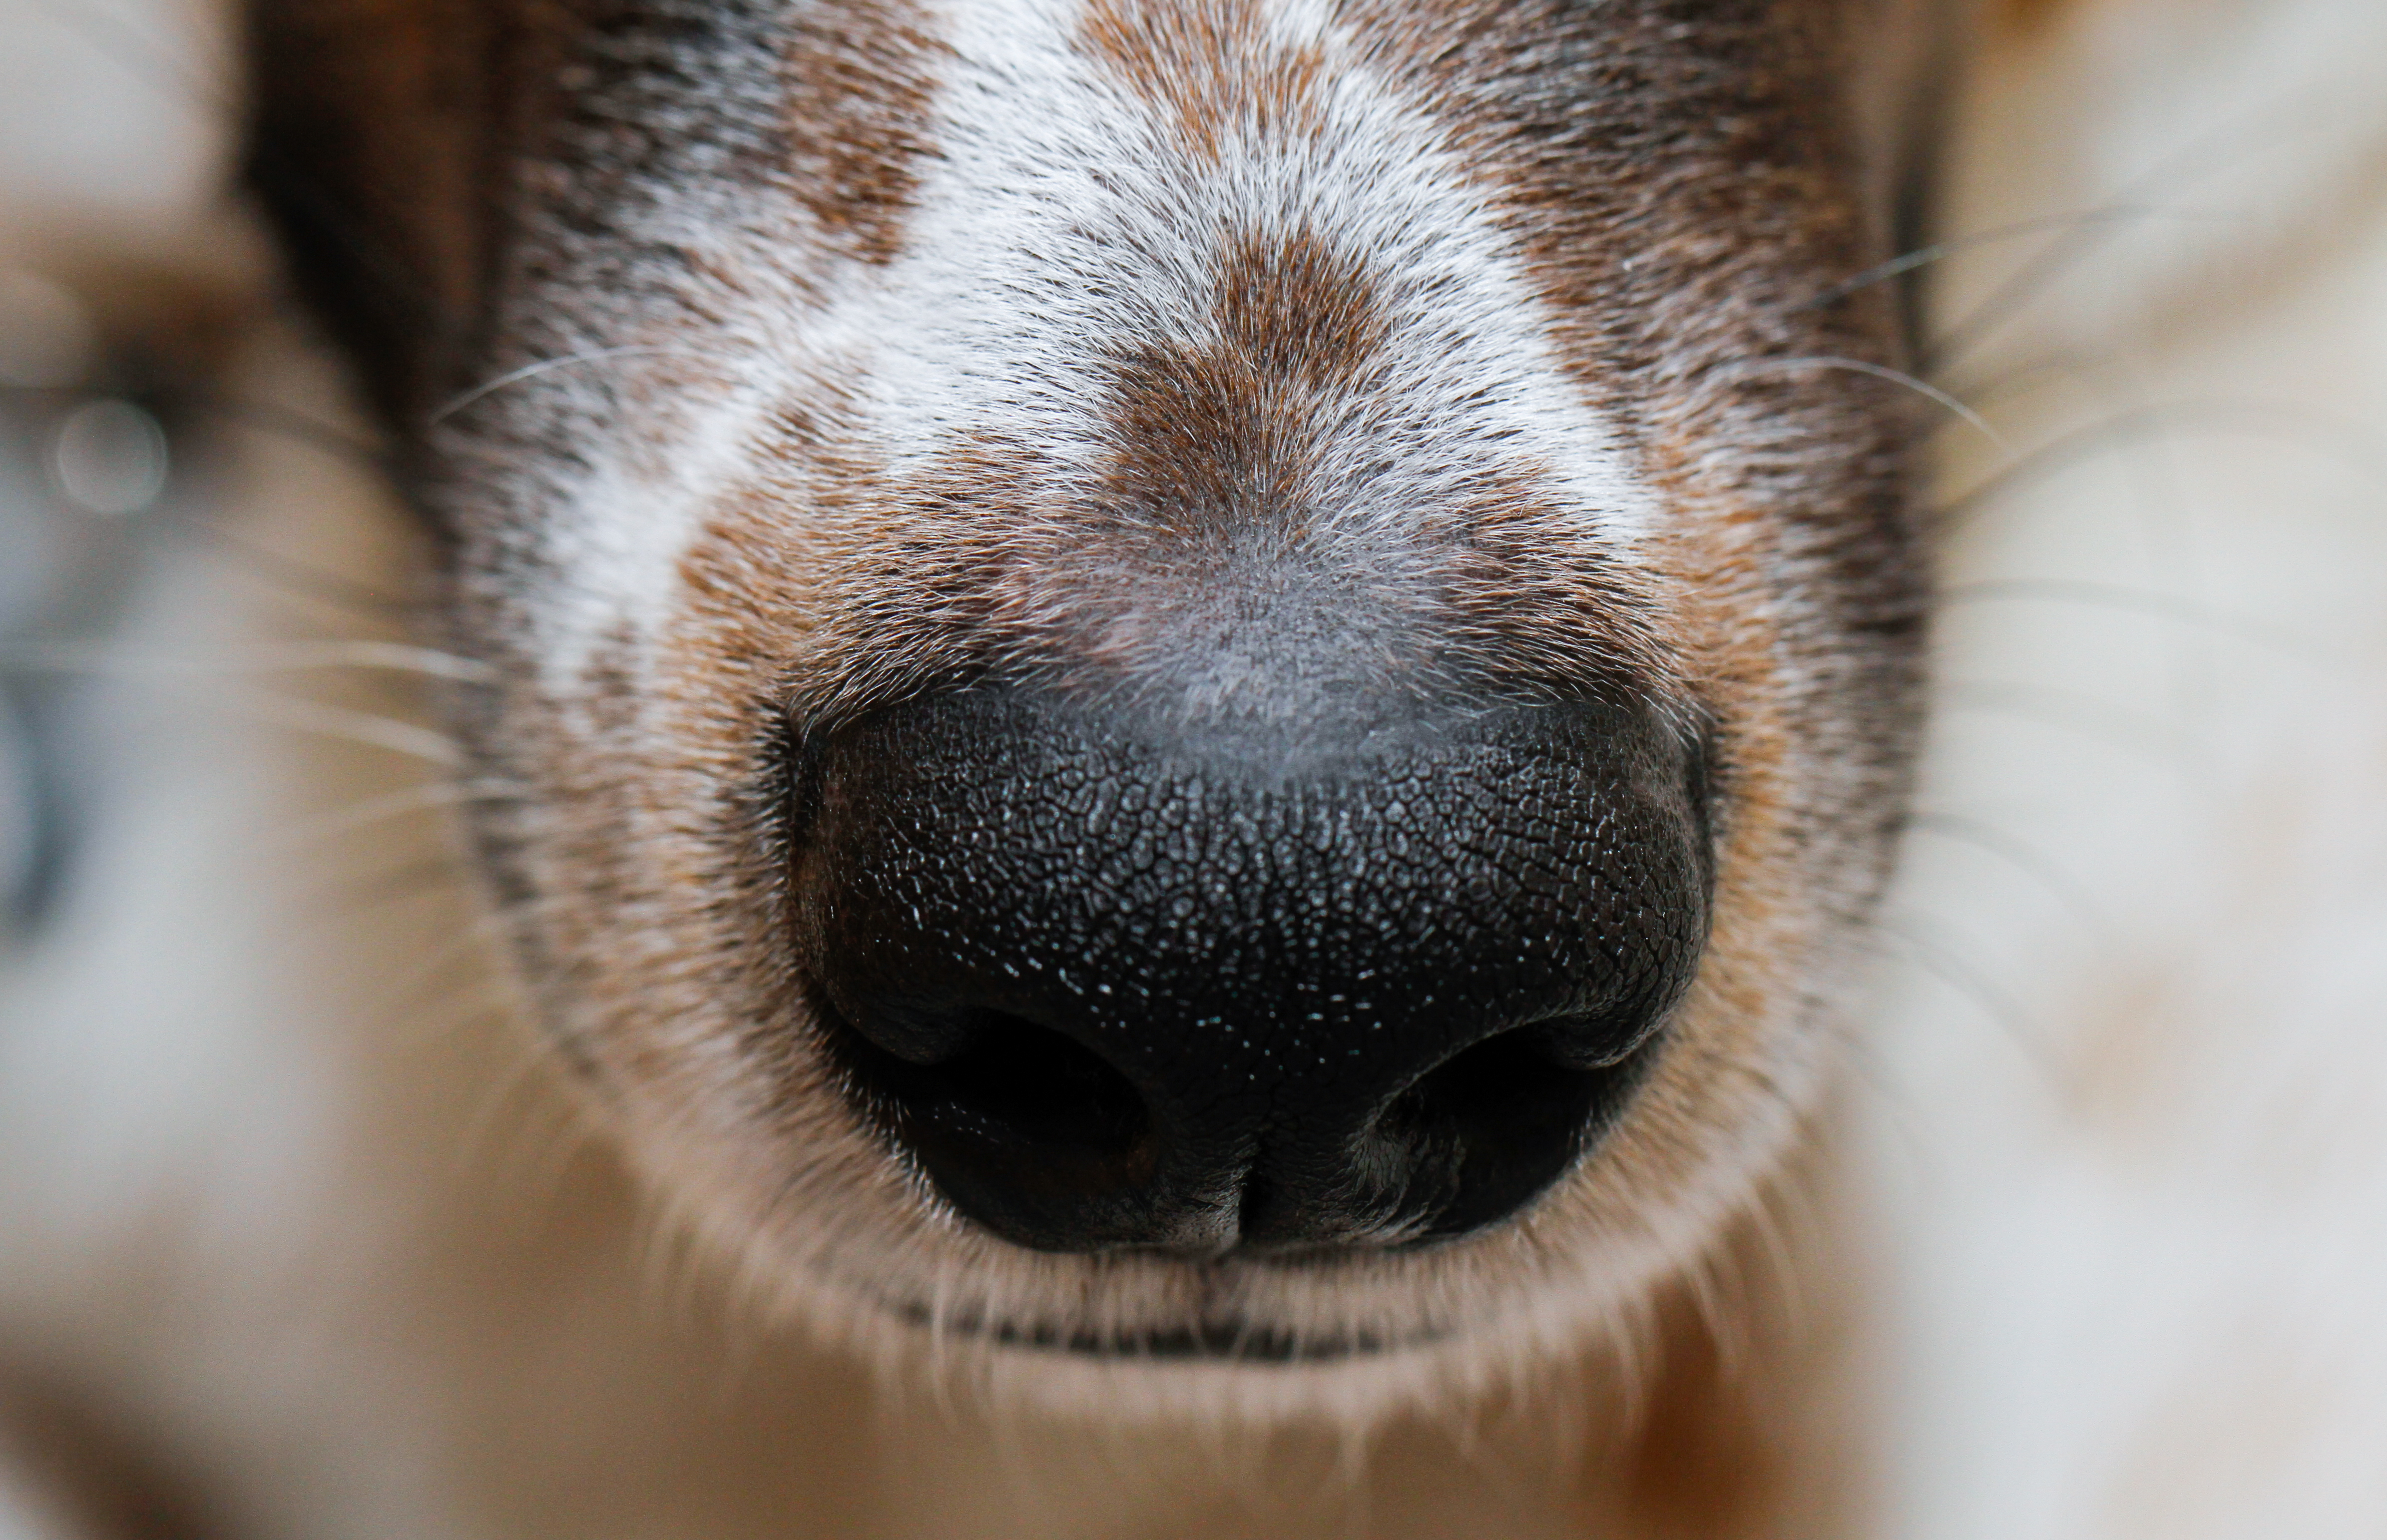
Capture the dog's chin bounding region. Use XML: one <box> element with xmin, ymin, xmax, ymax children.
<box><xmin>767</xmin><ymin>1214</ymin><xmax>1497</xmax><ymax>1379</ymax></box>
<box><xmin>801</xmin><ymin>1253</ymin><xmax>1663</xmax><ymax>1424</ymax></box>
<box><xmin>813</xmin><ymin>1280</ymin><xmax>1523</xmax><ymax>1421</ymax></box>
<box><xmin>624</xmin><ymin>1132</ymin><xmax>1719</xmax><ymax>1424</ymax></box>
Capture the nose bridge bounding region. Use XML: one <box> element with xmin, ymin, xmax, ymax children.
<box><xmin>785</xmin><ymin>58</ymin><xmax>1677</xmax><ymax>731</ymax></box>
<box><xmin>794</xmin><ymin>686</ymin><xmax>1712</xmax><ymax>1254</ymax></box>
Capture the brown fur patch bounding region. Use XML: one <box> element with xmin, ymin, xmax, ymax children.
<box><xmin>1098</xmin><ymin>342</ymin><xmax>1303</xmax><ymax>544</ymax></box>
<box><xmin>1087</xmin><ymin>227</ymin><xmax>1389</xmax><ymax>566</ymax></box>
<box><xmin>781</xmin><ymin>0</ymin><xmax>943</xmax><ymax>266</ymax></box>
<box><xmin>0</xmin><ymin>1372</ymin><xmax>215</xmax><ymax>1540</ymax></box>
<box><xmin>1996</xmin><ymin>0</ymin><xmax>2076</xmax><ymax>30</ymax></box>
<box><xmin>1077</xmin><ymin>0</ymin><xmax>1330</xmax><ymax>159</ymax></box>
<box><xmin>1211</xmin><ymin>228</ymin><xmax>1391</xmax><ymax>394</ymax></box>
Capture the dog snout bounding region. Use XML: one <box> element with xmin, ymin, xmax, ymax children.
<box><xmin>792</xmin><ymin>689</ymin><xmax>1712</xmax><ymax>1256</ymax></box>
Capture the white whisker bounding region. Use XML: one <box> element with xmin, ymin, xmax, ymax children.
<box><xmin>1800</xmin><ymin>204</ymin><xmax>2243</xmax><ymax>312</ymax></box>
<box><xmin>1713</xmin><ymin>355</ymin><xmax>2007</xmax><ymax>448</ymax></box>
<box><xmin>1939</xmin><ymin>579</ymin><xmax>2322</xmax><ymax>659</ymax></box>
<box><xmin>1933</xmin><ymin>395</ymin><xmax>2387</xmax><ymax>535</ymax></box>
<box><xmin>234</xmin><ymin>688</ymin><xmax>464</xmax><ymax>766</ymax></box>
<box><xmin>1869</xmin><ymin>912</ymin><xmax>2065</xmax><ymax>1096</ymax></box>
<box><xmin>1938</xmin><ymin>678</ymin><xmax>2194</xmax><ymax>765</ymax></box>
<box><xmin>276</xmin><ymin>776</ymin><xmax>526</xmax><ymax>849</ymax></box>
<box><xmin>4</xmin><ymin>640</ymin><xmax>497</xmax><ymax>683</ymax></box>
<box><xmin>428</xmin><ymin>345</ymin><xmax>723</xmax><ymax>425</ymax></box>
<box><xmin>1907</xmin><ymin>809</ymin><xmax>2118</xmax><ymax>944</ymax></box>
<box><xmin>1923</xmin><ymin>85</ymin><xmax>2371</xmax><ymax>372</ymax></box>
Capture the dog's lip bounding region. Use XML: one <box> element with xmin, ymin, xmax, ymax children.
<box><xmin>874</xmin><ymin>1293</ymin><xmax>1453</xmax><ymax>1363</ymax></box>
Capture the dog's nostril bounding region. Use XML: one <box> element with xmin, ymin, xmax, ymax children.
<box><xmin>825</xmin><ymin>994</ymin><xmax>987</xmax><ymax>1067</ymax></box>
<box><xmin>1362</xmin><ymin>1023</ymin><xmax>1651</xmax><ymax>1244</ymax></box>
<box><xmin>1536</xmin><ymin>1008</ymin><xmax>1662</xmax><ymax>1070</ymax></box>
<box><xmin>828</xmin><ymin>1000</ymin><xmax>1151</xmax><ymax>1160</ymax></box>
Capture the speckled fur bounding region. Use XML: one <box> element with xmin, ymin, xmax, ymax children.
<box><xmin>239</xmin><ymin>0</ymin><xmax>1942</xmax><ymax>1402</ymax></box>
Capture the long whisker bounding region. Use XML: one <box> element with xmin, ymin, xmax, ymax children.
<box><xmin>1921</xmin><ymin>94</ymin><xmax>2355</xmax><ymax>375</ymax></box>
<box><xmin>1937</xmin><ymin>680</ymin><xmax>2192</xmax><ymax>767</ymax></box>
<box><xmin>232</xmin><ymin>688</ymin><xmax>464</xmax><ymax>766</ymax></box>
<box><xmin>173</xmin><ymin>512</ymin><xmax>416</xmax><ymax>619</ymax></box>
<box><xmin>1870</xmin><ymin>912</ymin><xmax>2066</xmax><ymax>1096</ymax></box>
<box><xmin>308</xmin><ymin>854</ymin><xmax>471</xmax><ymax>915</ymax></box>
<box><xmin>1796</xmin><ymin>205</ymin><xmax>2241</xmax><ymax>313</ymax></box>
<box><xmin>187</xmin><ymin>389</ymin><xmax>392</xmax><ymax>470</ymax></box>
<box><xmin>1</xmin><ymin>377</ymin><xmax>392</xmax><ymax>471</ymax></box>
<box><xmin>1712</xmin><ymin>355</ymin><xmax>2006</xmax><ymax>448</ymax></box>
<box><xmin>277</xmin><ymin>776</ymin><xmax>527</xmax><ymax>850</ymax></box>
<box><xmin>1932</xmin><ymin>398</ymin><xmax>2387</xmax><ymax>537</ymax></box>
<box><xmin>1906</xmin><ymin>810</ymin><xmax>2117</xmax><ymax>945</ymax></box>
<box><xmin>1938</xmin><ymin>579</ymin><xmax>2320</xmax><ymax>659</ymax></box>
<box><xmin>4</xmin><ymin>640</ymin><xmax>497</xmax><ymax>683</ymax></box>
<box><xmin>429</xmin><ymin>346</ymin><xmax>723</xmax><ymax>426</ymax></box>
<box><xmin>221</xmin><ymin>640</ymin><xmax>495</xmax><ymax>681</ymax></box>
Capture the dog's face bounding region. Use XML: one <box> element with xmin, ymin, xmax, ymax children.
<box><xmin>250</xmin><ymin>0</ymin><xmax>1931</xmax><ymax>1399</ymax></box>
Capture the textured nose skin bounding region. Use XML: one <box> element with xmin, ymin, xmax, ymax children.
<box><xmin>792</xmin><ymin>690</ymin><xmax>1711</xmax><ymax>1255</ymax></box>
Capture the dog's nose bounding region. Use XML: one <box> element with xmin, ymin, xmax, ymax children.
<box><xmin>791</xmin><ymin>689</ymin><xmax>1710</xmax><ymax>1255</ymax></box>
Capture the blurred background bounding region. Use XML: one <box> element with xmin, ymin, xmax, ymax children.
<box><xmin>2</xmin><ymin>0</ymin><xmax>2385</xmax><ymax>1535</ymax></box>
<box><xmin>0</xmin><ymin>0</ymin><xmax>256</xmax><ymax>931</ymax></box>
<box><xmin>1876</xmin><ymin>5</ymin><xmax>2387</xmax><ymax>1532</ymax></box>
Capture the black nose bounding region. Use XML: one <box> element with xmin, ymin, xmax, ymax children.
<box><xmin>790</xmin><ymin>689</ymin><xmax>1710</xmax><ymax>1255</ymax></box>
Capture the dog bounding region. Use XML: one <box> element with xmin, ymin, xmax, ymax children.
<box><xmin>4</xmin><ymin>0</ymin><xmax>2386</xmax><ymax>1534</ymax></box>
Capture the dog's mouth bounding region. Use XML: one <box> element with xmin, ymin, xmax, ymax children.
<box><xmin>872</xmin><ymin>1291</ymin><xmax>1452</xmax><ymax>1364</ymax></box>
<box><xmin>786</xmin><ymin>684</ymin><xmax>1713</xmax><ymax>1268</ymax></box>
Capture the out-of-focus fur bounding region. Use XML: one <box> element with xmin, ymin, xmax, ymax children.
<box><xmin>4</xmin><ymin>0</ymin><xmax>2387</xmax><ymax>1535</ymax></box>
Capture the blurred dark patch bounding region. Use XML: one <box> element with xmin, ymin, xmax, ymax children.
<box><xmin>0</xmin><ymin>263</ymin><xmax>230</xmax><ymax>930</ymax></box>
<box><xmin>0</xmin><ymin>1365</ymin><xmax>219</xmax><ymax>1540</ymax></box>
